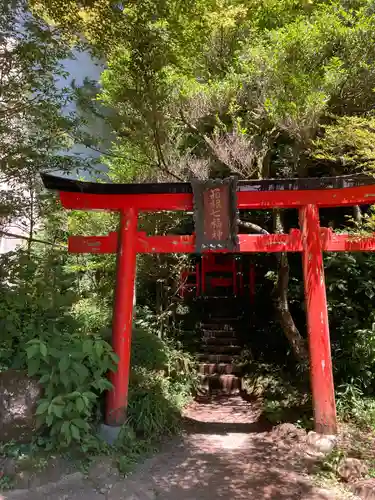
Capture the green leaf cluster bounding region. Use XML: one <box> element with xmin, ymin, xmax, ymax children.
<box><xmin>27</xmin><ymin>336</ymin><xmax>117</xmax><ymax>450</ymax></box>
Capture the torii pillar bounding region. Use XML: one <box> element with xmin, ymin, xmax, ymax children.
<box><xmin>106</xmin><ymin>208</ymin><xmax>138</xmax><ymax>426</ymax></box>
<box><xmin>300</xmin><ymin>204</ymin><xmax>337</xmax><ymax>435</ymax></box>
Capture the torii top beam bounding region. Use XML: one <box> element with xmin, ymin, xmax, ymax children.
<box><xmin>41</xmin><ymin>173</ymin><xmax>375</xmax><ymax>211</ymax></box>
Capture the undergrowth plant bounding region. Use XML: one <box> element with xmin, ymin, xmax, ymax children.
<box><xmin>26</xmin><ymin>336</ymin><xmax>117</xmax><ymax>451</ymax></box>
<box><xmin>0</xmin><ymin>247</ymin><xmax>197</xmax><ymax>458</ymax></box>
<box><xmin>336</xmin><ymin>383</ymin><xmax>375</xmax><ymax>429</ymax></box>
<box><xmin>129</xmin><ymin>323</ymin><xmax>197</xmax><ymax>438</ymax></box>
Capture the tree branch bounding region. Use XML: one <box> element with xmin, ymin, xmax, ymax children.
<box><xmin>0</xmin><ymin>230</ymin><xmax>67</xmax><ymax>249</ymax></box>
<box><xmin>237</xmin><ymin>219</ymin><xmax>269</xmax><ymax>234</ymax></box>
<box><xmin>179</xmin><ymin>109</ymin><xmax>232</xmax><ymax>170</ymax></box>
<box><xmin>272</xmin><ymin>209</ymin><xmax>308</xmax><ymax>364</ymax></box>
<box><xmin>71</xmin><ymin>133</ymin><xmax>185</xmax><ymax>182</ymax></box>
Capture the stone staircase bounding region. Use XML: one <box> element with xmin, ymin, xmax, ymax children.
<box><xmin>197</xmin><ymin>298</ymin><xmax>246</xmax><ymax>395</ymax></box>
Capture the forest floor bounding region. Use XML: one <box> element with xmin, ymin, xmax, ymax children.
<box><xmin>1</xmin><ymin>395</ymin><xmax>358</xmax><ymax>500</ymax></box>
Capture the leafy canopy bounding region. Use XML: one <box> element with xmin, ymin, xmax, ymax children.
<box><xmin>33</xmin><ymin>0</ymin><xmax>375</xmax><ymax>181</ymax></box>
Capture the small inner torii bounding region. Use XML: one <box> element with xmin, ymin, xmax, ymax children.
<box><xmin>178</xmin><ymin>254</ymin><xmax>256</xmax><ymax>302</ymax></box>
<box><xmin>42</xmin><ymin>172</ymin><xmax>375</xmax><ymax>436</ymax></box>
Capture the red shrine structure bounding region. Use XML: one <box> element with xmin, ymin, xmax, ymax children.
<box><xmin>42</xmin><ymin>173</ymin><xmax>375</xmax><ymax>435</ymax></box>
<box><xmin>178</xmin><ymin>254</ymin><xmax>255</xmax><ymax>301</ymax></box>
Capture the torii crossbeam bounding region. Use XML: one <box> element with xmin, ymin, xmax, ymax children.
<box><xmin>42</xmin><ymin>173</ymin><xmax>375</xmax><ymax>435</ymax></box>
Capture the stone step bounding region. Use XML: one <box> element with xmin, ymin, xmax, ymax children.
<box><xmin>197</xmin><ymin>353</ymin><xmax>234</xmax><ymax>363</ymax></box>
<box><xmin>202</xmin><ymin>329</ymin><xmax>237</xmax><ymax>338</ymax></box>
<box><xmin>199</xmin><ymin>374</ymin><xmax>242</xmax><ymax>394</ymax></box>
<box><xmin>198</xmin><ymin>297</ymin><xmax>241</xmax><ymax>305</ymax></box>
<box><xmin>201</xmin><ymin>327</ymin><xmax>236</xmax><ymax>335</ymax></box>
<box><xmin>205</xmin><ymin>314</ymin><xmax>243</xmax><ymax>321</ymax></box>
<box><xmin>201</xmin><ymin>344</ymin><xmax>241</xmax><ymax>354</ymax></box>
<box><xmin>198</xmin><ymin>363</ymin><xmax>241</xmax><ymax>375</ymax></box>
<box><xmin>202</xmin><ymin>336</ymin><xmax>240</xmax><ymax>345</ymax></box>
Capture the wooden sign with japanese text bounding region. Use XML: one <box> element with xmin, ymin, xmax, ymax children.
<box><xmin>192</xmin><ymin>177</ymin><xmax>238</xmax><ymax>252</ymax></box>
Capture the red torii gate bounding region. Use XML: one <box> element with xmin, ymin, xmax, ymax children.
<box><xmin>42</xmin><ymin>173</ymin><xmax>375</xmax><ymax>435</ymax></box>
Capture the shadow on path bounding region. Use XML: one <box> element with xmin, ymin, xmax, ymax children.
<box><xmin>2</xmin><ymin>395</ymin><xmax>343</xmax><ymax>500</ymax></box>
<box><xmin>128</xmin><ymin>395</ymin><xmax>340</xmax><ymax>500</ymax></box>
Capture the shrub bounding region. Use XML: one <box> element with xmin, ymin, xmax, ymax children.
<box><xmin>131</xmin><ymin>327</ymin><xmax>168</xmax><ymax>371</ymax></box>
<box><xmin>0</xmin><ymin>251</ymin><xmax>197</xmax><ymax>453</ymax></box>
<box><xmin>0</xmin><ymin>251</ymin><xmax>118</xmax><ymax>451</ymax></box>
<box><xmin>128</xmin><ymin>368</ymin><xmax>181</xmax><ymax>438</ymax></box>
<box><xmin>26</xmin><ymin>336</ymin><xmax>117</xmax><ymax>451</ymax></box>
<box><xmin>127</xmin><ymin>324</ymin><xmax>197</xmax><ymax>442</ymax></box>
<box><xmin>324</xmin><ymin>252</ymin><xmax>375</xmax><ymax>392</ymax></box>
<box><xmin>71</xmin><ymin>297</ymin><xmax>112</xmax><ymax>336</ymax></box>
<box><xmin>336</xmin><ymin>383</ymin><xmax>375</xmax><ymax>429</ymax></box>
<box><xmin>0</xmin><ymin>251</ymin><xmax>79</xmax><ymax>371</ymax></box>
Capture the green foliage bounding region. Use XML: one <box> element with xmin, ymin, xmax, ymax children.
<box><xmin>131</xmin><ymin>326</ymin><xmax>168</xmax><ymax>372</ymax></box>
<box><xmin>122</xmin><ymin>321</ymin><xmax>197</xmax><ymax>445</ymax></box>
<box><xmin>27</xmin><ymin>336</ymin><xmax>117</xmax><ymax>450</ymax></box>
<box><xmin>0</xmin><ymin>249</ymin><xmax>118</xmax><ymax>451</ymax></box>
<box><xmin>127</xmin><ymin>369</ymin><xmax>181</xmax><ymax>438</ymax></box>
<box><xmin>0</xmin><ymin>251</ymin><xmax>79</xmax><ymax>370</ymax></box>
<box><xmin>0</xmin><ymin>246</ymin><xmax>196</xmax><ymax>454</ymax></box>
<box><xmin>81</xmin><ymin>0</ymin><xmax>375</xmax><ymax>181</ymax></box>
<box><xmin>336</xmin><ymin>383</ymin><xmax>375</xmax><ymax>429</ymax></box>
<box><xmin>0</xmin><ymin>0</ymin><xmax>89</xmax><ymax>232</ymax></box>
<box><xmin>311</xmin><ymin>116</ymin><xmax>375</xmax><ymax>174</ymax></box>
<box><xmin>241</xmin><ymin>361</ymin><xmax>312</xmax><ymax>427</ymax></box>
<box><xmin>71</xmin><ymin>297</ymin><xmax>112</xmax><ymax>336</ymax></box>
<box><xmin>324</xmin><ymin>251</ymin><xmax>375</xmax><ymax>391</ymax></box>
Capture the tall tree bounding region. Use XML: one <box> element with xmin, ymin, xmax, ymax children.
<box><xmin>33</xmin><ymin>0</ymin><xmax>375</xmax><ymax>361</ymax></box>
<box><xmin>0</xmin><ymin>0</ymin><xmax>85</xmax><ymax>247</ymax></box>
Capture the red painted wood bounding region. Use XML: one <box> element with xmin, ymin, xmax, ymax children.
<box><xmin>202</xmin><ymin>254</ymin><xmax>234</xmax><ymax>273</ymax></box>
<box><xmin>136</xmin><ymin>232</ymin><xmax>303</xmax><ymax>253</ymax></box>
<box><xmin>59</xmin><ymin>184</ymin><xmax>375</xmax><ymax>211</ymax></box>
<box><xmin>320</xmin><ymin>228</ymin><xmax>375</xmax><ymax>252</ymax></box>
<box><xmin>68</xmin><ymin>232</ymin><xmax>302</xmax><ymax>254</ymax></box>
<box><xmin>60</xmin><ymin>191</ymin><xmax>192</xmax><ymax>211</ymax></box>
<box><xmin>68</xmin><ymin>229</ymin><xmax>375</xmax><ymax>256</ymax></box>
<box><xmin>300</xmin><ymin>205</ymin><xmax>337</xmax><ymax>435</ymax></box>
<box><xmin>136</xmin><ymin>232</ymin><xmax>194</xmax><ymax>253</ymax></box>
<box><xmin>106</xmin><ymin>208</ymin><xmax>138</xmax><ymax>426</ymax></box>
<box><xmin>210</xmin><ymin>277</ymin><xmax>233</xmax><ymax>288</ymax></box>
<box><xmin>68</xmin><ymin>232</ymin><xmax>301</xmax><ymax>254</ymax></box>
<box><xmin>69</xmin><ymin>232</ymin><xmax>117</xmax><ymax>253</ymax></box>
<box><xmin>238</xmin><ymin>185</ymin><xmax>375</xmax><ymax>209</ymax></box>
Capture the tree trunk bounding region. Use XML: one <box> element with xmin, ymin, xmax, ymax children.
<box><xmin>274</xmin><ymin>251</ymin><xmax>309</xmax><ymax>364</ymax></box>
<box><xmin>273</xmin><ymin>210</ymin><xmax>309</xmax><ymax>364</ymax></box>
<box><xmin>353</xmin><ymin>205</ymin><xmax>362</xmax><ymax>224</ymax></box>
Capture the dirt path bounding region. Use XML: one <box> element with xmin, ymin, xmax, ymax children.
<box><xmin>2</xmin><ymin>396</ymin><xmax>354</xmax><ymax>500</ymax></box>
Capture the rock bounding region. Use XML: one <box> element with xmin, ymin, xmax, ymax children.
<box><xmin>306</xmin><ymin>431</ymin><xmax>337</xmax><ymax>454</ymax></box>
<box><xmin>351</xmin><ymin>478</ymin><xmax>375</xmax><ymax>499</ymax></box>
<box><xmin>0</xmin><ymin>456</ymin><xmax>16</xmax><ymax>476</ymax></box>
<box><xmin>0</xmin><ymin>370</ymin><xmax>42</xmax><ymax>443</ymax></box>
<box><xmin>304</xmin><ymin>488</ymin><xmax>338</xmax><ymax>500</ymax></box>
<box><xmin>337</xmin><ymin>457</ymin><xmax>368</xmax><ymax>483</ymax></box>
<box><xmin>273</xmin><ymin>423</ymin><xmax>307</xmax><ymax>441</ymax></box>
